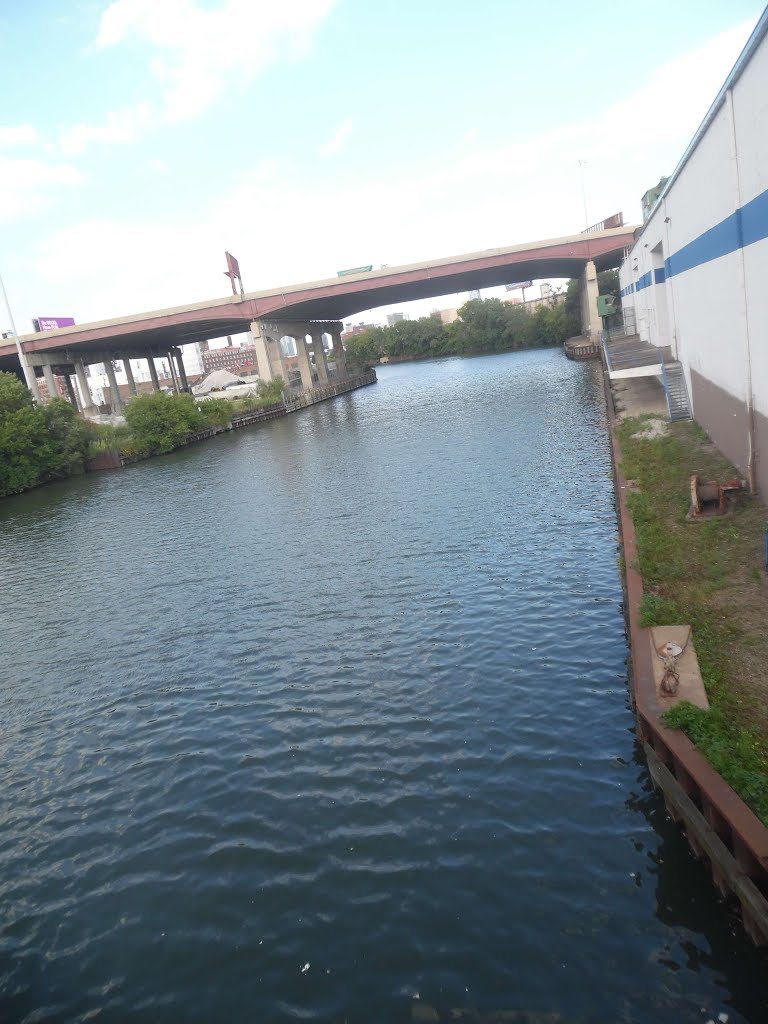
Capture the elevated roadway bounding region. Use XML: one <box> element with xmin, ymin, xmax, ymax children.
<box><xmin>0</xmin><ymin>226</ymin><xmax>634</xmax><ymax>376</ymax></box>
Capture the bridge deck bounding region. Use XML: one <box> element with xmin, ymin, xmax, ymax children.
<box><xmin>1</xmin><ymin>225</ymin><xmax>637</xmax><ymax>372</ymax></box>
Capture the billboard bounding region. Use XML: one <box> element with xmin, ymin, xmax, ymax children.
<box><xmin>224</xmin><ymin>251</ymin><xmax>243</xmax><ymax>295</ymax></box>
<box><xmin>34</xmin><ymin>317</ymin><xmax>76</xmax><ymax>332</ymax></box>
<box><xmin>504</xmin><ymin>282</ymin><xmax>532</xmax><ymax>292</ymax></box>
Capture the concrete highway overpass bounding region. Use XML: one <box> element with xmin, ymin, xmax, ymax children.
<box><xmin>0</xmin><ymin>225</ymin><xmax>634</xmax><ymax>379</ymax></box>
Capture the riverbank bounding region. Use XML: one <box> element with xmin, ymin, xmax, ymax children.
<box><xmin>604</xmin><ymin>371</ymin><xmax>768</xmax><ymax>946</ymax></box>
<box><xmin>1</xmin><ymin>371</ymin><xmax>376</xmax><ymax>494</ymax></box>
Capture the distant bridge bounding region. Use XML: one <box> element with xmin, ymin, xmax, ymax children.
<box><xmin>0</xmin><ymin>224</ymin><xmax>635</xmax><ymax>408</ymax></box>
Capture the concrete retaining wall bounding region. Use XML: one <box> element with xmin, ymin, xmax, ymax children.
<box><xmin>603</xmin><ymin>369</ymin><xmax>768</xmax><ymax>947</ymax></box>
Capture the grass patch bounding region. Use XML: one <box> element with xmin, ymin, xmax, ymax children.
<box><xmin>617</xmin><ymin>417</ymin><xmax>768</xmax><ymax>825</ymax></box>
<box><xmin>665</xmin><ymin>701</ymin><xmax>768</xmax><ymax>824</ymax></box>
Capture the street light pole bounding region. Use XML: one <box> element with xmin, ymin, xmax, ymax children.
<box><xmin>0</xmin><ymin>269</ymin><xmax>41</xmax><ymax>402</ymax></box>
<box><xmin>577</xmin><ymin>159</ymin><xmax>590</xmax><ymax>231</ymax></box>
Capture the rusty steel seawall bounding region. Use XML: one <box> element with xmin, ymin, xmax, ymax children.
<box><xmin>601</xmin><ymin>366</ymin><xmax>768</xmax><ymax>948</ymax></box>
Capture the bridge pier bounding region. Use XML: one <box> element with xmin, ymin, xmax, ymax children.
<box><xmin>580</xmin><ymin>260</ymin><xmax>601</xmax><ymax>339</ymax></box>
<box><xmin>330</xmin><ymin>324</ymin><xmax>347</xmax><ymax>377</ymax></box>
<box><xmin>250</xmin><ymin>320</ymin><xmax>287</xmax><ymax>384</ymax></box>
<box><xmin>173</xmin><ymin>347</ymin><xmax>189</xmax><ymax>391</ymax></box>
<box><xmin>311</xmin><ymin>330</ymin><xmax>329</xmax><ymax>384</ymax></box>
<box><xmin>146</xmin><ymin>353</ymin><xmax>161</xmax><ymax>392</ymax></box>
<box><xmin>64</xmin><ymin>373</ymin><xmax>79</xmax><ymax>410</ymax></box>
<box><xmin>104</xmin><ymin>359</ymin><xmax>124</xmax><ymax>415</ymax></box>
<box><xmin>41</xmin><ymin>363</ymin><xmax>59</xmax><ymax>403</ymax></box>
<box><xmin>123</xmin><ymin>356</ymin><xmax>138</xmax><ymax>397</ymax></box>
<box><xmin>75</xmin><ymin>359</ymin><xmax>96</xmax><ymax>412</ymax></box>
<box><xmin>296</xmin><ymin>334</ymin><xmax>315</xmax><ymax>389</ymax></box>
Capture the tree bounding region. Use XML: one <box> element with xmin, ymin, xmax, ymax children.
<box><xmin>345</xmin><ymin>328</ymin><xmax>384</xmax><ymax>369</ymax></box>
<box><xmin>124</xmin><ymin>392</ymin><xmax>205</xmax><ymax>454</ymax></box>
<box><xmin>0</xmin><ymin>374</ymin><xmax>66</xmax><ymax>497</ymax></box>
<box><xmin>597</xmin><ymin>269</ymin><xmax>620</xmax><ymax>304</ymax></box>
<box><xmin>454</xmin><ymin>298</ymin><xmax>513</xmax><ymax>352</ymax></box>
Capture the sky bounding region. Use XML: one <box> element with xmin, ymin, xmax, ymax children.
<box><xmin>0</xmin><ymin>0</ymin><xmax>764</xmax><ymax>337</ymax></box>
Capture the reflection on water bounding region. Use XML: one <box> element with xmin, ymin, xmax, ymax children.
<box><xmin>0</xmin><ymin>350</ymin><xmax>766</xmax><ymax>1023</ymax></box>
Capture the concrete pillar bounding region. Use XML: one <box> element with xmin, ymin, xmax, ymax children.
<box><xmin>250</xmin><ymin>320</ymin><xmax>274</xmax><ymax>382</ymax></box>
<box><xmin>249</xmin><ymin>320</ymin><xmax>287</xmax><ymax>383</ymax></box>
<box><xmin>167</xmin><ymin>352</ymin><xmax>180</xmax><ymax>392</ymax></box>
<box><xmin>42</xmin><ymin>363</ymin><xmax>58</xmax><ymax>404</ymax></box>
<box><xmin>123</xmin><ymin>355</ymin><xmax>138</xmax><ymax>397</ymax></box>
<box><xmin>295</xmin><ymin>335</ymin><xmax>315</xmax><ymax>390</ymax></box>
<box><xmin>75</xmin><ymin>359</ymin><xmax>96</xmax><ymax>411</ymax></box>
<box><xmin>146</xmin><ymin>353</ymin><xmax>160</xmax><ymax>391</ymax></box>
<box><xmin>331</xmin><ymin>326</ymin><xmax>347</xmax><ymax>377</ymax></box>
<box><xmin>580</xmin><ymin>260</ymin><xmax>601</xmax><ymax>339</ymax></box>
<box><xmin>267</xmin><ymin>336</ymin><xmax>286</xmax><ymax>383</ymax></box>
<box><xmin>104</xmin><ymin>359</ymin><xmax>124</xmax><ymax>414</ymax></box>
<box><xmin>65</xmin><ymin>374</ymin><xmax>80</xmax><ymax>409</ymax></box>
<box><xmin>311</xmin><ymin>331</ymin><xmax>329</xmax><ymax>384</ymax></box>
<box><xmin>174</xmin><ymin>347</ymin><xmax>189</xmax><ymax>391</ymax></box>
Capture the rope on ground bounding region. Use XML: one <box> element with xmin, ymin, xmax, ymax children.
<box><xmin>652</xmin><ymin>625</ymin><xmax>693</xmax><ymax>696</ymax></box>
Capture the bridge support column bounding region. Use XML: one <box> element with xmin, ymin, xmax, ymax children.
<box><xmin>295</xmin><ymin>334</ymin><xmax>315</xmax><ymax>390</ymax></box>
<box><xmin>75</xmin><ymin>359</ymin><xmax>96</xmax><ymax>412</ymax></box>
<box><xmin>174</xmin><ymin>347</ymin><xmax>189</xmax><ymax>391</ymax></box>
<box><xmin>331</xmin><ymin>325</ymin><xmax>347</xmax><ymax>377</ymax></box>
<box><xmin>580</xmin><ymin>260</ymin><xmax>601</xmax><ymax>340</ymax></box>
<box><xmin>311</xmin><ymin>331</ymin><xmax>329</xmax><ymax>384</ymax></box>
<box><xmin>166</xmin><ymin>351</ymin><xmax>180</xmax><ymax>392</ymax></box>
<box><xmin>146</xmin><ymin>353</ymin><xmax>160</xmax><ymax>392</ymax></box>
<box><xmin>42</xmin><ymin>363</ymin><xmax>59</xmax><ymax>404</ymax></box>
<box><xmin>64</xmin><ymin>374</ymin><xmax>80</xmax><ymax>410</ymax></box>
<box><xmin>267</xmin><ymin>336</ymin><xmax>286</xmax><ymax>384</ymax></box>
<box><xmin>123</xmin><ymin>356</ymin><xmax>138</xmax><ymax>397</ymax></box>
<box><xmin>104</xmin><ymin>359</ymin><xmax>124</xmax><ymax>415</ymax></box>
<box><xmin>250</xmin><ymin>320</ymin><xmax>286</xmax><ymax>383</ymax></box>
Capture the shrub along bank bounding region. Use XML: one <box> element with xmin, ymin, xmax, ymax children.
<box><xmin>0</xmin><ymin>372</ymin><xmax>99</xmax><ymax>496</ymax></box>
<box><xmin>0</xmin><ymin>372</ymin><xmax>286</xmax><ymax>498</ymax></box>
<box><xmin>617</xmin><ymin>416</ymin><xmax>768</xmax><ymax>825</ymax></box>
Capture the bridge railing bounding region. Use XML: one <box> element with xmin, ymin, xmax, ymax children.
<box><xmin>283</xmin><ymin>369</ymin><xmax>377</xmax><ymax>413</ymax></box>
<box><xmin>582</xmin><ymin>212</ymin><xmax>624</xmax><ymax>234</ymax></box>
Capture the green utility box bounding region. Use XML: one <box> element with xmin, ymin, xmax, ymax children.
<box><xmin>597</xmin><ymin>295</ymin><xmax>617</xmax><ymax>317</ymax></box>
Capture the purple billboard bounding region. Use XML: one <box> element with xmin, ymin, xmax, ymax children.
<box><xmin>34</xmin><ymin>317</ymin><xmax>76</xmax><ymax>332</ymax></box>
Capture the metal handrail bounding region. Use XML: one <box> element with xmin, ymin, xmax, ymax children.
<box><xmin>601</xmin><ymin>329</ymin><xmax>612</xmax><ymax>372</ymax></box>
<box><xmin>659</xmin><ymin>358</ymin><xmax>673</xmax><ymax>419</ymax></box>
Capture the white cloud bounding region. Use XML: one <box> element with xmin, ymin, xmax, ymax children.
<box><xmin>60</xmin><ymin>102</ymin><xmax>154</xmax><ymax>157</ymax></box>
<box><xmin>23</xmin><ymin>17</ymin><xmax>757</xmax><ymax>327</ymax></box>
<box><xmin>54</xmin><ymin>0</ymin><xmax>336</xmax><ymax>156</ymax></box>
<box><xmin>93</xmin><ymin>0</ymin><xmax>337</xmax><ymax>125</ymax></box>
<box><xmin>319</xmin><ymin>118</ymin><xmax>353</xmax><ymax>157</ymax></box>
<box><xmin>0</xmin><ymin>125</ymin><xmax>39</xmax><ymax>146</ymax></box>
<box><xmin>0</xmin><ymin>157</ymin><xmax>85</xmax><ymax>224</ymax></box>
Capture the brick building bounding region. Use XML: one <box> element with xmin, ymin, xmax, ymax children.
<box><xmin>202</xmin><ymin>346</ymin><xmax>258</xmax><ymax>374</ymax></box>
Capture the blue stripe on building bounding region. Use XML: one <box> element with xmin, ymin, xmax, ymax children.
<box><xmin>741</xmin><ymin>187</ymin><xmax>768</xmax><ymax>248</ymax></box>
<box><xmin>627</xmin><ymin>183</ymin><xmax>768</xmax><ymax>290</ymax></box>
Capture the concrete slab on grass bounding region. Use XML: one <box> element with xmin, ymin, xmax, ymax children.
<box><xmin>649</xmin><ymin>625</ymin><xmax>709</xmax><ymax>710</ymax></box>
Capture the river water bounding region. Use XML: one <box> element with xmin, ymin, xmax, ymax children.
<box><xmin>1</xmin><ymin>350</ymin><xmax>766</xmax><ymax>1023</ymax></box>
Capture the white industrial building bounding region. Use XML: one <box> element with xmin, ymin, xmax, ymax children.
<box><xmin>618</xmin><ymin>8</ymin><xmax>768</xmax><ymax>497</ymax></box>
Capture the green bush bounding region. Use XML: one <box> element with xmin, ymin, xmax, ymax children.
<box><xmin>123</xmin><ymin>391</ymin><xmax>205</xmax><ymax>454</ymax></box>
<box><xmin>43</xmin><ymin>398</ymin><xmax>95</xmax><ymax>477</ymax></box>
<box><xmin>0</xmin><ymin>373</ymin><xmax>95</xmax><ymax>496</ymax></box>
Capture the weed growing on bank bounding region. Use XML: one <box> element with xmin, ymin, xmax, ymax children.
<box><xmin>617</xmin><ymin>417</ymin><xmax>768</xmax><ymax>825</ymax></box>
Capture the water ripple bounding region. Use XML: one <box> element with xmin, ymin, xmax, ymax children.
<box><xmin>1</xmin><ymin>351</ymin><xmax>766</xmax><ymax>1023</ymax></box>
